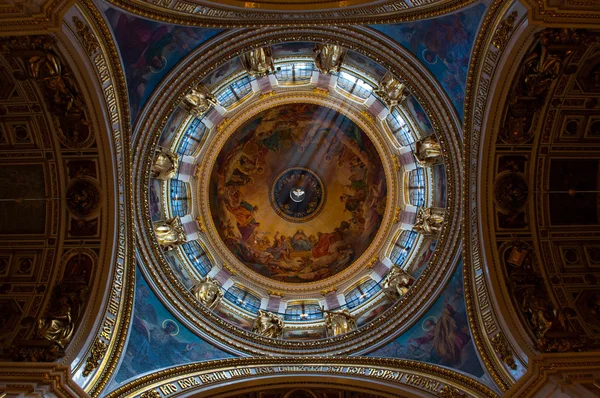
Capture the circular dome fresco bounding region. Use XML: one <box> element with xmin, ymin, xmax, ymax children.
<box><xmin>209</xmin><ymin>103</ymin><xmax>386</xmax><ymax>283</ymax></box>
<box><xmin>134</xmin><ymin>30</ymin><xmax>463</xmax><ymax>355</ymax></box>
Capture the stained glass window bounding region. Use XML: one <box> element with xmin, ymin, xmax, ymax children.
<box><xmin>170</xmin><ymin>180</ymin><xmax>188</xmax><ymax>217</ymax></box>
<box><xmin>345</xmin><ymin>278</ymin><xmax>381</xmax><ymax>309</ymax></box>
<box><xmin>276</xmin><ymin>62</ymin><xmax>313</xmax><ymax>84</ymax></box>
<box><xmin>337</xmin><ymin>71</ymin><xmax>373</xmax><ymax>99</ymax></box>
<box><xmin>216</xmin><ymin>76</ymin><xmax>253</xmax><ymax>108</ymax></box>
<box><xmin>181</xmin><ymin>240</ymin><xmax>212</xmax><ymax>276</ymax></box>
<box><xmin>224</xmin><ymin>286</ymin><xmax>261</xmax><ymax>314</ymax></box>
<box><xmin>387</xmin><ymin>109</ymin><xmax>415</xmax><ymax>147</ymax></box>
<box><xmin>389</xmin><ymin>230</ymin><xmax>418</xmax><ymax>266</ymax></box>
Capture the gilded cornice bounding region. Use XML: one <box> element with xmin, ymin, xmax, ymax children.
<box><xmin>132</xmin><ymin>26</ymin><xmax>464</xmax><ymax>356</ymax></box>
<box><xmin>97</xmin><ymin>0</ymin><xmax>477</xmax><ymax>27</ymax></box>
<box><xmin>0</xmin><ymin>0</ymin><xmax>74</xmax><ymax>35</ymax></box>
<box><xmin>105</xmin><ymin>357</ymin><xmax>498</xmax><ymax>398</ymax></box>
<box><xmin>522</xmin><ymin>0</ymin><xmax>600</xmax><ymax>28</ymax></box>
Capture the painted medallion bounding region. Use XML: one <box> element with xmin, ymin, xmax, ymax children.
<box><xmin>209</xmin><ymin>103</ymin><xmax>387</xmax><ymax>283</ymax></box>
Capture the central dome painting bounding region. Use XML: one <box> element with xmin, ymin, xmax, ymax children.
<box><xmin>209</xmin><ymin>103</ymin><xmax>387</xmax><ymax>283</ymax></box>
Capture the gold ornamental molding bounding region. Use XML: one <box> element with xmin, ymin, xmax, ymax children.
<box><xmin>132</xmin><ymin>26</ymin><xmax>463</xmax><ymax>356</ymax></box>
<box><xmin>0</xmin><ymin>363</ymin><xmax>87</xmax><ymax>397</ymax></box>
<box><xmin>195</xmin><ymin>91</ymin><xmax>398</xmax><ymax>295</ymax></box>
<box><xmin>97</xmin><ymin>0</ymin><xmax>477</xmax><ymax>27</ymax></box>
<box><xmin>56</xmin><ymin>3</ymin><xmax>135</xmax><ymax>397</ymax></box>
<box><xmin>105</xmin><ymin>357</ymin><xmax>498</xmax><ymax>398</ymax></box>
<box><xmin>522</xmin><ymin>0</ymin><xmax>600</xmax><ymax>28</ymax></box>
<box><xmin>505</xmin><ymin>353</ymin><xmax>600</xmax><ymax>397</ymax></box>
<box><xmin>0</xmin><ymin>0</ymin><xmax>73</xmax><ymax>35</ymax></box>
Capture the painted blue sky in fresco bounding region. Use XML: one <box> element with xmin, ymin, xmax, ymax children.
<box><xmin>103</xmin><ymin>6</ymin><xmax>223</xmax><ymax>123</ymax></box>
<box><xmin>371</xmin><ymin>3</ymin><xmax>486</xmax><ymax>120</ymax></box>
<box><xmin>109</xmin><ymin>267</ymin><xmax>234</xmax><ymax>388</ymax></box>
<box><xmin>366</xmin><ymin>259</ymin><xmax>486</xmax><ymax>379</ymax></box>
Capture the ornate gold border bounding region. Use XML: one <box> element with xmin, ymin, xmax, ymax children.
<box><xmin>461</xmin><ymin>0</ymin><xmax>534</xmax><ymax>392</ymax></box>
<box><xmin>105</xmin><ymin>357</ymin><xmax>498</xmax><ymax>398</ymax></box>
<box><xmin>98</xmin><ymin>0</ymin><xmax>477</xmax><ymax>27</ymax></box>
<box><xmin>197</xmin><ymin>92</ymin><xmax>397</xmax><ymax>294</ymax></box>
<box><xmin>132</xmin><ymin>26</ymin><xmax>463</xmax><ymax>355</ymax></box>
<box><xmin>63</xmin><ymin>2</ymin><xmax>136</xmax><ymax>396</ymax></box>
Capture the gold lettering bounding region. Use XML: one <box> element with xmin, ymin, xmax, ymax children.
<box><xmin>159</xmin><ymin>383</ymin><xmax>177</xmax><ymax>396</ymax></box>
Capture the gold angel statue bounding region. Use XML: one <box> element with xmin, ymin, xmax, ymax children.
<box><xmin>252</xmin><ymin>310</ymin><xmax>284</xmax><ymax>338</ymax></box>
<box><xmin>413</xmin><ymin>207</ymin><xmax>445</xmax><ymax>237</ymax></box>
<box><xmin>240</xmin><ymin>46</ymin><xmax>275</xmax><ymax>77</ymax></box>
<box><xmin>154</xmin><ymin>217</ymin><xmax>186</xmax><ymax>251</ymax></box>
<box><xmin>323</xmin><ymin>308</ymin><xmax>357</xmax><ymax>337</ymax></box>
<box><xmin>191</xmin><ymin>276</ymin><xmax>223</xmax><ymax>310</ymax></box>
<box><xmin>151</xmin><ymin>147</ymin><xmax>179</xmax><ymax>181</ymax></box>
<box><xmin>382</xmin><ymin>266</ymin><xmax>414</xmax><ymax>301</ymax></box>
<box><xmin>374</xmin><ymin>72</ymin><xmax>409</xmax><ymax>112</ymax></box>
<box><xmin>313</xmin><ymin>43</ymin><xmax>347</xmax><ymax>74</ymax></box>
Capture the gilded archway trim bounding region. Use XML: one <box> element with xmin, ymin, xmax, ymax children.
<box><xmin>105</xmin><ymin>357</ymin><xmax>499</xmax><ymax>398</ymax></box>
<box><xmin>58</xmin><ymin>2</ymin><xmax>136</xmax><ymax>397</ymax></box>
<box><xmin>96</xmin><ymin>0</ymin><xmax>477</xmax><ymax>27</ymax></box>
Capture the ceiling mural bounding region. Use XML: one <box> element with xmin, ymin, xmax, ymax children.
<box><xmin>367</xmin><ymin>259</ymin><xmax>486</xmax><ymax>379</ymax></box>
<box><xmin>102</xmin><ymin>5</ymin><xmax>223</xmax><ymax>122</ymax></box>
<box><xmin>109</xmin><ymin>267</ymin><xmax>235</xmax><ymax>388</ymax></box>
<box><xmin>12</xmin><ymin>0</ymin><xmax>600</xmax><ymax>395</ymax></box>
<box><xmin>372</xmin><ymin>3</ymin><xmax>486</xmax><ymax>119</ymax></box>
<box><xmin>210</xmin><ymin>103</ymin><xmax>387</xmax><ymax>283</ymax></box>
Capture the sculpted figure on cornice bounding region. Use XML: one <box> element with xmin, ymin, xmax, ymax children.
<box><xmin>151</xmin><ymin>147</ymin><xmax>179</xmax><ymax>181</ymax></box>
<box><xmin>374</xmin><ymin>72</ymin><xmax>408</xmax><ymax>112</ymax></box>
<box><xmin>191</xmin><ymin>276</ymin><xmax>223</xmax><ymax>310</ymax></box>
<box><xmin>154</xmin><ymin>217</ymin><xmax>186</xmax><ymax>251</ymax></box>
<box><xmin>413</xmin><ymin>207</ymin><xmax>445</xmax><ymax>237</ymax></box>
<box><xmin>252</xmin><ymin>310</ymin><xmax>284</xmax><ymax>339</ymax></box>
<box><xmin>522</xmin><ymin>29</ymin><xmax>587</xmax><ymax>98</ymax></box>
<box><xmin>240</xmin><ymin>46</ymin><xmax>275</xmax><ymax>77</ymax></box>
<box><xmin>381</xmin><ymin>266</ymin><xmax>414</xmax><ymax>301</ymax></box>
<box><xmin>323</xmin><ymin>308</ymin><xmax>357</xmax><ymax>337</ymax></box>
<box><xmin>414</xmin><ymin>135</ymin><xmax>442</xmax><ymax>166</ymax></box>
<box><xmin>313</xmin><ymin>43</ymin><xmax>347</xmax><ymax>75</ymax></box>
<box><xmin>183</xmin><ymin>84</ymin><xmax>217</xmax><ymax>118</ymax></box>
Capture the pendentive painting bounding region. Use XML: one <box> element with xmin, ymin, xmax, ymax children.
<box><xmin>209</xmin><ymin>103</ymin><xmax>387</xmax><ymax>283</ymax></box>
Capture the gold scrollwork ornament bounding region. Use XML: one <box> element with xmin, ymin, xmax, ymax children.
<box><xmin>83</xmin><ymin>338</ymin><xmax>108</xmax><ymax>377</ymax></box>
<box><xmin>490</xmin><ymin>333</ymin><xmax>517</xmax><ymax>370</ymax></box>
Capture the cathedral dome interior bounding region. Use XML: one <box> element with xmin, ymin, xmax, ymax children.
<box><xmin>1</xmin><ymin>0</ymin><xmax>600</xmax><ymax>397</ymax></box>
